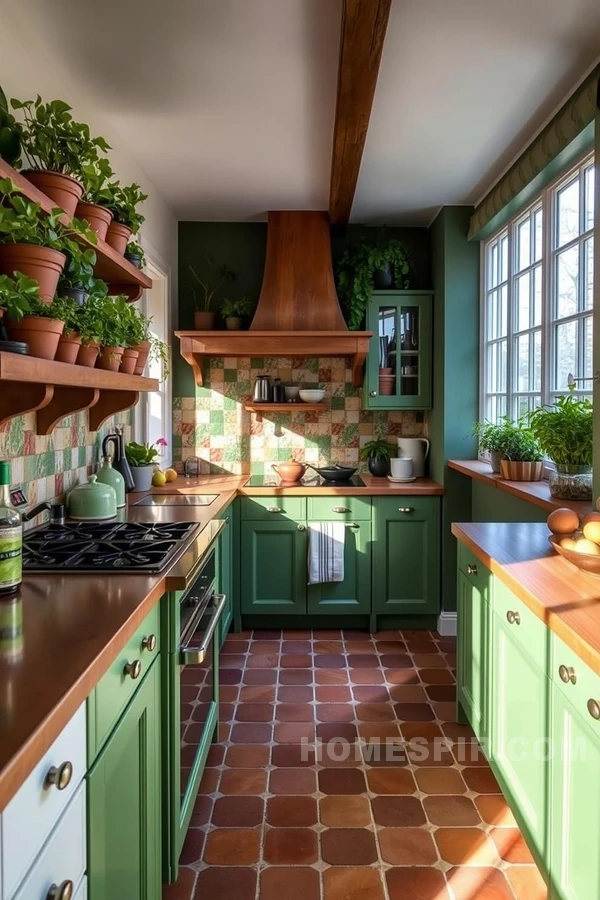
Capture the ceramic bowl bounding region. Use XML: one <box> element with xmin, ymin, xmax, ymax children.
<box><xmin>299</xmin><ymin>389</ymin><xmax>325</xmax><ymax>403</ymax></box>
<box><xmin>548</xmin><ymin>533</ymin><xmax>600</xmax><ymax>575</ymax></box>
<box><xmin>285</xmin><ymin>385</ymin><xmax>300</xmax><ymax>401</ymax></box>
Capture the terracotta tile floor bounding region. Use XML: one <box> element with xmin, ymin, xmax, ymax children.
<box><xmin>164</xmin><ymin>629</ymin><xmax>548</xmax><ymax>900</ymax></box>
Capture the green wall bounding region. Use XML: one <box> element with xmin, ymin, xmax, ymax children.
<box><xmin>471</xmin><ymin>480</ymin><xmax>547</xmax><ymax>523</ymax></box>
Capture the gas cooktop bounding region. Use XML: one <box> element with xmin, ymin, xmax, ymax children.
<box><xmin>22</xmin><ymin>521</ymin><xmax>200</xmax><ymax>573</ymax></box>
<box><xmin>245</xmin><ymin>475</ymin><xmax>366</xmax><ymax>488</ymax></box>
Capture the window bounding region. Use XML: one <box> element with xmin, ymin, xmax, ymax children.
<box><xmin>482</xmin><ymin>154</ymin><xmax>594</xmax><ymax>425</ymax></box>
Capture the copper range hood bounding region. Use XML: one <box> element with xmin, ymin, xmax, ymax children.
<box><xmin>175</xmin><ymin>211</ymin><xmax>372</xmax><ymax>387</ymax></box>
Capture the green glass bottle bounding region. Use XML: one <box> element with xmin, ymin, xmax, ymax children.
<box><xmin>0</xmin><ymin>462</ymin><xmax>22</xmax><ymax>594</ymax></box>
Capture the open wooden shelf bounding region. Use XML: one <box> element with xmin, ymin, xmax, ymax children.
<box><xmin>0</xmin><ymin>160</ymin><xmax>152</xmax><ymax>302</ymax></box>
<box><xmin>0</xmin><ymin>352</ymin><xmax>158</xmax><ymax>433</ymax></box>
<box><xmin>244</xmin><ymin>401</ymin><xmax>327</xmax><ymax>421</ymax></box>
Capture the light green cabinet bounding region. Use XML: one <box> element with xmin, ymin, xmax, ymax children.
<box><xmin>241</xmin><ymin>519</ymin><xmax>307</xmax><ymax>615</ymax></box>
<box><xmin>364</xmin><ymin>290</ymin><xmax>433</xmax><ymax>410</ymax></box>
<box><xmin>456</xmin><ymin>564</ymin><xmax>491</xmax><ymax>742</ymax></box>
<box><xmin>88</xmin><ymin>659</ymin><xmax>161</xmax><ymax>900</ymax></box>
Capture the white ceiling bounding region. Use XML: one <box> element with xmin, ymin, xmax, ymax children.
<box><xmin>1</xmin><ymin>0</ymin><xmax>599</xmax><ymax>225</ymax></box>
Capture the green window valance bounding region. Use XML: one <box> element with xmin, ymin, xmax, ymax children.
<box><xmin>468</xmin><ymin>65</ymin><xmax>599</xmax><ymax>241</ymax></box>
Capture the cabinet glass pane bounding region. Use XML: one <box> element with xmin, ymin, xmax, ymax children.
<box><xmin>378</xmin><ymin>305</ymin><xmax>397</xmax><ymax>395</ymax></box>
<box><xmin>400</xmin><ymin>305</ymin><xmax>420</xmax><ymax>396</ymax></box>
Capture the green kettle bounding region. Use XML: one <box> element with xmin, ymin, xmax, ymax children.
<box><xmin>95</xmin><ymin>455</ymin><xmax>126</xmax><ymax>508</ymax></box>
<box><xmin>67</xmin><ymin>475</ymin><xmax>117</xmax><ymax>521</ymax></box>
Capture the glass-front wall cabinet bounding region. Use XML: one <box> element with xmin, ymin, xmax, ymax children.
<box><xmin>364</xmin><ymin>291</ymin><xmax>433</xmax><ymax>409</ymax></box>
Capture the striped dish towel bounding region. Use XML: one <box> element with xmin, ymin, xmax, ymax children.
<box><xmin>307</xmin><ymin>522</ymin><xmax>345</xmax><ymax>584</ymax></box>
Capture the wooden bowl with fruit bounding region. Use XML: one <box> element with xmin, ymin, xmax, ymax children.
<box><xmin>547</xmin><ymin>507</ymin><xmax>600</xmax><ymax>575</ymax></box>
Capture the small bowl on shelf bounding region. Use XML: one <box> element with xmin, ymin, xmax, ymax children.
<box><xmin>299</xmin><ymin>389</ymin><xmax>325</xmax><ymax>403</ymax></box>
<box><xmin>284</xmin><ymin>385</ymin><xmax>300</xmax><ymax>402</ymax></box>
<box><xmin>548</xmin><ymin>533</ymin><xmax>600</xmax><ymax>575</ymax></box>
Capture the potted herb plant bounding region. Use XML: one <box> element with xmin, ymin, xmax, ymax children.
<box><xmin>0</xmin><ymin>272</ymin><xmax>65</xmax><ymax>359</ymax></box>
<box><xmin>125</xmin><ymin>308</ymin><xmax>169</xmax><ymax>378</ymax></box>
<box><xmin>125</xmin><ymin>240</ymin><xmax>145</xmax><ymax>269</ymax></box>
<box><xmin>336</xmin><ymin>237</ymin><xmax>411</xmax><ymax>330</ymax></box>
<box><xmin>528</xmin><ymin>394</ymin><xmax>593</xmax><ymax>499</ymax></box>
<box><xmin>119</xmin><ymin>302</ymin><xmax>146</xmax><ymax>375</ymax></box>
<box><xmin>221</xmin><ymin>295</ymin><xmax>255</xmax><ymax>330</ymax></box>
<box><xmin>125</xmin><ymin>440</ymin><xmax>160</xmax><ymax>492</ymax></box>
<box><xmin>104</xmin><ymin>182</ymin><xmax>148</xmax><ymax>255</ymax></box>
<box><xmin>359</xmin><ymin>439</ymin><xmax>396</xmax><ymax>477</ymax></box>
<box><xmin>95</xmin><ymin>294</ymin><xmax>130</xmax><ymax>371</ymax></box>
<box><xmin>75</xmin><ymin>281</ymin><xmax>109</xmax><ymax>367</ymax></box>
<box><xmin>57</xmin><ymin>241</ymin><xmax>97</xmax><ymax>306</ymax></box>
<box><xmin>10</xmin><ymin>97</ymin><xmax>111</xmax><ymax>216</ymax></box>
<box><xmin>187</xmin><ymin>258</ymin><xmax>236</xmax><ymax>330</ymax></box>
<box><xmin>77</xmin><ymin>158</ymin><xmax>115</xmax><ymax>239</ymax></box>
<box><xmin>53</xmin><ymin>294</ymin><xmax>82</xmax><ymax>364</ymax></box>
<box><xmin>472</xmin><ymin>417</ymin><xmax>521</xmax><ymax>474</ymax></box>
<box><xmin>0</xmin><ymin>85</ymin><xmax>20</xmax><ymax>165</ymax></box>
<box><xmin>498</xmin><ymin>425</ymin><xmax>544</xmax><ymax>482</ymax></box>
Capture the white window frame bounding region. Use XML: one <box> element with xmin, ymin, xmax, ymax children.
<box><xmin>480</xmin><ymin>152</ymin><xmax>594</xmax><ymax>455</ymax></box>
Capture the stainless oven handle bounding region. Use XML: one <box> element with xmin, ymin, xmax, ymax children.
<box><xmin>179</xmin><ymin>594</ymin><xmax>227</xmax><ymax>665</ymax></box>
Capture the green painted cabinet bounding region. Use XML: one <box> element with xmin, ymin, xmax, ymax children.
<box><xmin>217</xmin><ymin>509</ymin><xmax>234</xmax><ymax>645</ymax></box>
<box><xmin>364</xmin><ymin>290</ymin><xmax>433</xmax><ymax>410</ymax></box>
<box><xmin>456</xmin><ymin>564</ymin><xmax>491</xmax><ymax>742</ymax></box>
<box><xmin>372</xmin><ymin>497</ymin><xmax>440</xmax><ymax>615</ymax></box>
<box><xmin>88</xmin><ymin>659</ymin><xmax>161</xmax><ymax>900</ymax></box>
<box><xmin>241</xmin><ymin>519</ymin><xmax>307</xmax><ymax>614</ymax></box>
<box><xmin>307</xmin><ymin>521</ymin><xmax>371</xmax><ymax>615</ymax></box>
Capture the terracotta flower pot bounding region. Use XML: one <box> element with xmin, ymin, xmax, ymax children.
<box><xmin>76</xmin><ymin>342</ymin><xmax>100</xmax><ymax>367</ymax></box>
<box><xmin>133</xmin><ymin>340</ymin><xmax>151</xmax><ymax>375</ymax></box>
<box><xmin>119</xmin><ymin>348</ymin><xmax>140</xmax><ymax>375</ymax></box>
<box><xmin>55</xmin><ymin>331</ymin><xmax>82</xmax><ymax>364</ymax></box>
<box><xmin>378</xmin><ymin>374</ymin><xmax>395</xmax><ymax>396</ymax></box>
<box><xmin>0</xmin><ymin>244</ymin><xmax>66</xmax><ymax>302</ymax></box>
<box><xmin>75</xmin><ymin>202</ymin><xmax>113</xmax><ymax>241</ymax></box>
<box><xmin>22</xmin><ymin>170</ymin><xmax>83</xmax><ymax>217</ymax></box>
<box><xmin>105</xmin><ymin>221</ymin><xmax>132</xmax><ymax>255</ymax></box>
<box><xmin>194</xmin><ymin>310</ymin><xmax>215</xmax><ymax>330</ymax></box>
<box><xmin>499</xmin><ymin>460</ymin><xmax>544</xmax><ymax>482</ymax></box>
<box><xmin>97</xmin><ymin>346</ymin><xmax>124</xmax><ymax>372</ymax></box>
<box><xmin>5</xmin><ymin>316</ymin><xmax>64</xmax><ymax>360</ymax></box>
<box><xmin>225</xmin><ymin>316</ymin><xmax>243</xmax><ymax>330</ymax></box>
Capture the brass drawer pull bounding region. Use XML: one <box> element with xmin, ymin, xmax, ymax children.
<box><xmin>44</xmin><ymin>761</ymin><xmax>73</xmax><ymax>791</ymax></box>
<box><xmin>123</xmin><ymin>659</ymin><xmax>142</xmax><ymax>680</ymax></box>
<box><xmin>506</xmin><ymin>610</ymin><xmax>521</xmax><ymax>625</ymax></box>
<box><xmin>467</xmin><ymin>564</ymin><xmax>478</xmax><ymax>576</ymax></box>
<box><xmin>398</xmin><ymin>507</ymin><xmax>414</xmax><ymax>513</ymax></box>
<box><xmin>47</xmin><ymin>881</ymin><xmax>74</xmax><ymax>900</ymax></box>
<box><xmin>588</xmin><ymin>699</ymin><xmax>600</xmax><ymax>721</ymax></box>
<box><xmin>559</xmin><ymin>664</ymin><xmax>577</xmax><ymax>685</ymax></box>
<box><xmin>142</xmin><ymin>634</ymin><xmax>157</xmax><ymax>652</ymax></box>
<box><xmin>267</xmin><ymin>506</ymin><xmax>282</xmax><ymax>513</ymax></box>
<box><xmin>332</xmin><ymin>506</ymin><xmax>351</xmax><ymax>513</ymax></box>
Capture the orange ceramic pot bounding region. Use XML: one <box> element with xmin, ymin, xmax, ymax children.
<box><xmin>75</xmin><ymin>202</ymin><xmax>113</xmax><ymax>241</ymax></box>
<box><xmin>5</xmin><ymin>316</ymin><xmax>64</xmax><ymax>360</ymax></box>
<box><xmin>0</xmin><ymin>244</ymin><xmax>66</xmax><ymax>302</ymax></box>
<box><xmin>97</xmin><ymin>346</ymin><xmax>124</xmax><ymax>372</ymax></box>
<box><xmin>55</xmin><ymin>331</ymin><xmax>82</xmax><ymax>364</ymax></box>
<box><xmin>133</xmin><ymin>340</ymin><xmax>151</xmax><ymax>375</ymax></box>
<box><xmin>22</xmin><ymin>170</ymin><xmax>84</xmax><ymax>217</ymax></box>
<box><xmin>119</xmin><ymin>348</ymin><xmax>140</xmax><ymax>375</ymax></box>
<box><xmin>105</xmin><ymin>221</ymin><xmax>132</xmax><ymax>255</ymax></box>
<box><xmin>76</xmin><ymin>342</ymin><xmax>100</xmax><ymax>367</ymax></box>
<box><xmin>272</xmin><ymin>460</ymin><xmax>307</xmax><ymax>482</ymax></box>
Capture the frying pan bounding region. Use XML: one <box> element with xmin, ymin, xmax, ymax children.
<box><xmin>306</xmin><ymin>463</ymin><xmax>358</xmax><ymax>482</ymax></box>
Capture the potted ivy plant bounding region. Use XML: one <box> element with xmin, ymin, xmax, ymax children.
<box><xmin>95</xmin><ymin>294</ymin><xmax>131</xmax><ymax>371</ymax></box>
<box><xmin>76</xmin><ymin>158</ymin><xmax>115</xmax><ymax>239</ymax></box>
<box><xmin>472</xmin><ymin>417</ymin><xmax>522</xmax><ymax>474</ymax></box>
<box><xmin>103</xmin><ymin>182</ymin><xmax>148</xmax><ymax>255</ymax></box>
<box><xmin>10</xmin><ymin>97</ymin><xmax>111</xmax><ymax>216</ymax></box>
<box><xmin>221</xmin><ymin>295</ymin><xmax>255</xmax><ymax>330</ymax></box>
<box><xmin>359</xmin><ymin>439</ymin><xmax>396</xmax><ymax>477</ymax></box>
<box><xmin>125</xmin><ymin>440</ymin><xmax>161</xmax><ymax>492</ymax></box>
<box><xmin>528</xmin><ymin>394</ymin><xmax>593</xmax><ymax>500</ymax></box>
<box><xmin>498</xmin><ymin>425</ymin><xmax>544</xmax><ymax>482</ymax></box>
<box><xmin>0</xmin><ymin>85</ymin><xmax>20</xmax><ymax>165</ymax></box>
<box><xmin>336</xmin><ymin>236</ymin><xmax>411</xmax><ymax>330</ymax></box>
<box><xmin>0</xmin><ymin>272</ymin><xmax>65</xmax><ymax>359</ymax></box>
<box><xmin>187</xmin><ymin>258</ymin><xmax>236</xmax><ymax>330</ymax></box>
<box><xmin>125</xmin><ymin>240</ymin><xmax>145</xmax><ymax>269</ymax></box>
<box><xmin>75</xmin><ymin>281</ymin><xmax>109</xmax><ymax>367</ymax></box>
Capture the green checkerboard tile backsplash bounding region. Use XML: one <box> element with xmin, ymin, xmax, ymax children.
<box><xmin>173</xmin><ymin>356</ymin><xmax>427</xmax><ymax>475</ymax></box>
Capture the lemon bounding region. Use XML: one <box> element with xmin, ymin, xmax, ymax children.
<box><xmin>152</xmin><ymin>470</ymin><xmax>167</xmax><ymax>487</ymax></box>
<box><xmin>164</xmin><ymin>468</ymin><xmax>178</xmax><ymax>483</ymax></box>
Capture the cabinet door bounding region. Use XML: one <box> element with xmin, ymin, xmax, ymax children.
<box><xmin>549</xmin><ymin>686</ymin><xmax>600</xmax><ymax>900</ymax></box>
<box><xmin>307</xmin><ymin>521</ymin><xmax>371</xmax><ymax>615</ymax></box>
<box><xmin>365</xmin><ymin>291</ymin><xmax>432</xmax><ymax>410</ymax></box>
<box><xmin>241</xmin><ymin>520</ymin><xmax>307</xmax><ymax>615</ymax></box>
<box><xmin>457</xmin><ymin>567</ymin><xmax>490</xmax><ymax>743</ymax></box>
<box><xmin>372</xmin><ymin>498</ymin><xmax>440</xmax><ymax>615</ymax></box>
<box><xmin>217</xmin><ymin>513</ymin><xmax>233</xmax><ymax>645</ymax></box>
<box><xmin>88</xmin><ymin>660</ymin><xmax>161</xmax><ymax>900</ymax></box>
<box><xmin>491</xmin><ymin>612</ymin><xmax>549</xmax><ymax>862</ymax></box>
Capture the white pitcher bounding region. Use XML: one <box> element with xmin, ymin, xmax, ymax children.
<box><xmin>397</xmin><ymin>437</ymin><xmax>430</xmax><ymax>478</ymax></box>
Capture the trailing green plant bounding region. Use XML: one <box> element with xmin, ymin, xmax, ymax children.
<box><xmin>500</xmin><ymin>425</ymin><xmax>543</xmax><ymax>462</ymax></box>
<box><xmin>359</xmin><ymin>439</ymin><xmax>397</xmax><ymax>461</ymax></box>
<box><xmin>10</xmin><ymin>97</ymin><xmax>110</xmax><ymax>178</ymax></box>
<box><xmin>0</xmin><ymin>177</ymin><xmax>98</xmax><ymax>249</ymax></box>
<box><xmin>0</xmin><ymin>85</ymin><xmax>20</xmax><ymax>165</ymax></box>
<box><xmin>336</xmin><ymin>237</ymin><xmax>411</xmax><ymax>330</ymax></box>
<box><xmin>125</xmin><ymin>241</ymin><xmax>145</xmax><ymax>266</ymax></box>
<box><xmin>104</xmin><ymin>181</ymin><xmax>147</xmax><ymax>232</ymax></box>
<box><xmin>528</xmin><ymin>393</ymin><xmax>593</xmax><ymax>467</ymax></box>
<box><xmin>221</xmin><ymin>295</ymin><xmax>255</xmax><ymax>319</ymax></box>
<box><xmin>80</xmin><ymin>158</ymin><xmax>114</xmax><ymax>205</ymax></box>
<box><xmin>472</xmin><ymin>417</ymin><xmax>523</xmax><ymax>454</ymax></box>
<box><xmin>187</xmin><ymin>258</ymin><xmax>236</xmax><ymax>312</ymax></box>
<box><xmin>58</xmin><ymin>242</ymin><xmax>97</xmax><ymax>293</ymax></box>
<box><xmin>125</xmin><ymin>440</ymin><xmax>160</xmax><ymax>467</ymax></box>
<box><xmin>0</xmin><ymin>271</ymin><xmax>41</xmax><ymax>320</ymax></box>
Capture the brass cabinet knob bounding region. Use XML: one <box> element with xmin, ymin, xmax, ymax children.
<box><xmin>297</xmin><ymin>524</ymin><xmax>306</xmax><ymax>531</ymax></box>
<box><xmin>559</xmin><ymin>664</ymin><xmax>577</xmax><ymax>685</ymax></box>
<box><xmin>142</xmin><ymin>634</ymin><xmax>157</xmax><ymax>652</ymax></box>
<box><xmin>332</xmin><ymin>507</ymin><xmax>351</xmax><ymax>514</ymax></box>
<box><xmin>46</xmin><ymin>880</ymin><xmax>74</xmax><ymax>900</ymax></box>
<box><xmin>267</xmin><ymin>507</ymin><xmax>282</xmax><ymax>514</ymax></box>
<box><xmin>506</xmin><ymin>610</ymin><xmax>521</xmax><ymax>625</ymax></box>
<box><xmin>123</xmin><ymin>659</ymin><xmax>142</xmax><ymax>680</ymax></box>
<box><xmin>398</xmin><ymin>507</ymin><xmax>414</xmax><ymax>514</ymax></box>
<box><xmin>44</xmin><ymin>761</ymin><xmax>73</xmax><ymax>791</ymax></box>
<box><xmin>467</xmin><ymin>564</ymin><xmax>478</xmax><ymax>575</ymax></box>
<box><xmin>370</xmin><ymin>391</ymin><xmax>377</xmax><ymax>397</ymax></box>
<box><xmin>588</xmin><ymin>699</ymin><xmax>600</xmax><ymax>721</ymax></box>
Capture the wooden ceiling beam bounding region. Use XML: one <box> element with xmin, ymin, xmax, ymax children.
<box><xmin>329</xmin><ymin>0</ymin><xmax>392</xmax><ymax>227</ymax></box>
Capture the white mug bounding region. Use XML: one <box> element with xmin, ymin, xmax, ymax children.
<box><xmin>390</xmin><ymin>457</ymin><xmax>414</xmax><ymax>479</ymax></box>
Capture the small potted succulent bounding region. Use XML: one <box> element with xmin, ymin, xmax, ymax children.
<box><xmin>77</xmin><ymin>158</ymin><xmax>115</xmax><ymax>239</ymax></box>
<box><xmin>125</xmin><ymin>440</ymin><xmax>161</xmax><ymax>492</ymax></box>
<box><xmin>221</xmin><ymin>295</ymin><xmax>255</xmax><ymax>330</ymax></box>
<box><xmin>125</xmin><ymin>240</ymin><xmax>145</xmax><ymax>269</ymax></box>
<box><xmin>10</xmin><ymin>97</ymin><xmax>111</xmax><ymax>216</ymax></box>
<box><xmin>103</xmin><ymin>182</ymin><xmax>148</xmax><ymax>255</ymax></box>
<box><xmin>472</xmin><ymin>417</ymin><xmax>521</xmax><ymax>474</ymax></box>
<box><xmin>359</xmin><ymin>439</ymin><xmax>396</xmax><ymax>477</ymax></box>
<box><xmin>187</xmin><ymin>258</ymin><xmax>236</xmax><ymax>330</ymax></box>
<box><xmin>498</xmin><ymin>425</ymin><xmax>544</xmax><ymax>482</ymax></box>
<box><xmin>528</xmin><ymin>394</ymin><xmax>593</xmax><ymax>500</ymax></box>
<box><xmin>0</xmin><ymin>272</ymin><xmax>65</xmax><ymax>359</ymax></box>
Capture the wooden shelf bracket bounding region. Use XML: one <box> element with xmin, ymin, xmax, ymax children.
<box><xmin>88</xmin><ymin>390</ymin><xmax>139</xmax><ymax>432</ymax></box>
<box><xmin>0</xmin><ymin>382</ymin><xmax>54</xmax><ymax>428</ymax></box>
<box><xmin>36</xmin><ymin>387</ymin><xmax>100</xmax><ymax>436</ymax></box>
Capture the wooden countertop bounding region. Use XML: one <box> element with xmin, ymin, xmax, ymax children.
<box><xmin>448</xmin><ymin>459</ymin><xmax>593</xmax><ymax>516</ymax></box>
<box><xmin>452</xmin><ymin>521</ymin><xmax>600</xmax><ymax>677</ymax></box>
<box><xmin>152</xmin><ymin>473</ymin><xmax>444</xmax><ymax>497</ymax></box>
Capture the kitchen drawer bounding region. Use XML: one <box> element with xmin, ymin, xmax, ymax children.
<box><xmin>458</xmin><ymin>543</ymin><xmax>492</xmax><ymax>603</ymax></box>
<box><xmin>87</xmin><ymin>604</ymin><xmax>160</xmax><ymax>761</ymax></box>
<box><xmin>550</xmin><ymin>631</ymin><xmax>600</xmax><ymax>726</ymax></box>
<box><xmin>240</xmin><ymin>496</ymin><xmax>306</xmax><ymax>521</ymax></box>
<box><xmin>12</xmin><ymin>785</ymin><xmax>86</xmax><ymax>900</ymax></box>
<box><xmin>2</xmin><ymin>704</ymin><xmax>86</xmax><ymax>900</ymax></box>
<box><xmin>307</xmin><ymin>496</ymin><xmax>371</xmax><ymax>522</ymax></box>
<box><xmin>492</xmin><ymin>580</ymin><xmax>548</xmax><ymax>667</ymax></box>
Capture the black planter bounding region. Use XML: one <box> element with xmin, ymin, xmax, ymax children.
<box><xmin>125</xmin><ymin>253</ymin><xmax>143</xmax><ymax>269</ymax></box>
<box><xmin>373</xmin><ymin>264</ymin><xmax>393</xmax><ymax>290</ymax></box>
<box><xmin>59</xmin><ymin>287</ymin><xmax>89</xmax><ymax>307</ymax></box>
<box><xmin>368</xmin><ymin>456</ymin><xmax>390</xmax><ymax>477</ymax></box>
